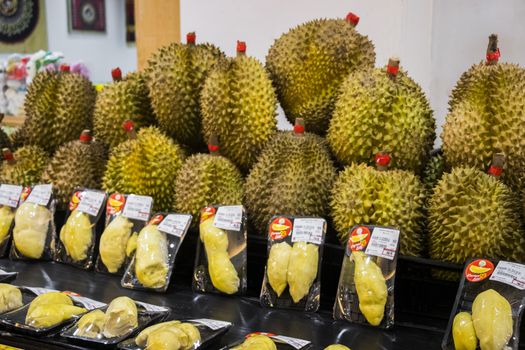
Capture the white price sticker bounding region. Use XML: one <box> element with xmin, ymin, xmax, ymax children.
<box><xmin>135</xmin><ymin>301</ymin><xmax>169</xmax><ymax>313</ymax></box>
<box><xmin>0</xmin><ymin>184</ymin><xmax>22</xmax><ymax>208</ymax></box>
<box><xmin>490</xmin><ymin>261</ymin><xmax>525</xmax><ymax>290</ymax></box>
<box><xmin>291</xmin><ymin>218</ymin><xmax>325</xmax><ymax>244</ymax></box>
<box><xmin>70</xmin><ymin>296</ymin><xmax>106</xmax><ymax>310</ymax></box>
<box><xmin>213</xmin><ymin>206</ymin><xmax>243</xmax><ymax>231</ymax></box>
<box><xmin>25</xmin><ymin>184</ymin><xmax>53</xmax><ymax>206</ymax></box>
<box><xmin>76</xmin><ymin>191</ymin><xmax>106</xmax><ymax>217</ymax></box>
<box><xmin>157</xmin><ymin>214</ymin><xmax>191</xmax><ymax>237</ymax></box>
<box><xmin>272</xmin><ymin>335</ymin><xmax>311</xmax><ymax>349</ymax></box>
<box><xmin>191</xmin><ymin>318</ymin><xmax>231</xmax><ymax>330</ymax></box>
<box><xmin>25</xmin><ymin>287</ymin><xmax>58</xmax><ymax>295</ymax></box>
<box><xmin>365</xmin><ymin>227</ymin><xmax>400</xmax><ymax>260</ymax></box>
<box><xmin>122</xmin><ymin>195</ymin><xmax>153</xmax><ymax>221</ymax></box>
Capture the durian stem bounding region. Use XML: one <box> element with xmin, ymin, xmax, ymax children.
<box><xmin>345</xmin><ymin>12</ymin><xmax>360</xmax><ymax>26</ymax></box>
<box><xmin>2</xmin><ymin>148</ymin><xmax>15</xmax><ymax>165</ymax></box>
<box><xmin>488</xmin><ymin>153</ymin><xmax>505</xmax><ymax>177</ymax></box>
<box><xmin>486</xmin><ymin>34</ymin><xmax>499</xmax><ymax>65</ymax></box>
<box><xmin>79</xmin><ymin>130</ymin><xmax>92</xmax><ymax>144</ymax></box>
<box><xmin>294</xmin><ymin>118</ymin><xmax>305</xmax><ymax>136</ymax></box>
<box><xmin>387</xmin><ymin>57</ymin><xmax>400</xmax><ymax>79</ymax></box>
<box><xmin>236</xmin><ymin>41</ymin><xmax>247</xmax><ymax>56</ymax></box>
<box><xmin>208</xmin><ymin>134</ymin><xmax>220</xmax><ymax>155</ymax></box>
<box><xmin>375</xmin><ymin>152</ymin><xmax>391</xmax><ymax>171</ymax></box>
<box><xmin>187</xmin><ymin>32</ymin><xmax>196</xmax><ymax>46</ymax></box>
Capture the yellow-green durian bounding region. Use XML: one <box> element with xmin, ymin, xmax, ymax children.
<box><xmin>0</xmin><ymin>146</ymin><xmax>49</xmax><ymax>186</ymax></box>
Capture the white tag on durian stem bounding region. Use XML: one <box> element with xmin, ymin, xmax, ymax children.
<box><xmin>0</xmin><ymin>184</ymin><xmax>23</xmax><ymax>208</ymax></box>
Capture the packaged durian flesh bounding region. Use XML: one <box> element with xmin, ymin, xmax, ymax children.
<box><xmin>442</xmin><ymin>258</ymin><xmax>525</xmax><ymax>350</ymax></box>
<box><xmin>226</xmin><ymin>332</ymin><xmax>312</xmax><ymax>349</ymax></box>
<box><xmin>95</xmin><ymin>193</ymin><xmax>153</xmax><ymax>275</ymax></box>
<box><xmin>193</xmin><ymin>205</ymin><xmax>247</xmax><ymax>296</ymax></box>
<box><xmin>0</xmin><ymin>184</ymin><xmax>24</xmax><ymax>257</ymax></box>
<box><xmin>334</xmin><ymin>225</ymin><xmax>400</xmax><ymax>329</ymax></box>
<box><xmin>121</xmin><ymin>212</ymin><xmax>192</xmax><ymax>292</ymax></box>
<box><xmin>260</xmin><ymin>216</ymin><xmax>326</xmax><ymax>312</ymax></box>
<box><xmin>10</xmin><ymin>184</ymin><xmax>56</xmax><ymax>261</ymax></box>
<box><xmin>55</xmin><ymin>189</ymin><xmax>108</xmax><ymax>269</ymax></box>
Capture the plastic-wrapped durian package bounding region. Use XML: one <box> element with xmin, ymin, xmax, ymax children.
<box><xmin>193</xmin><ymin>205</ymin><xmax>247</xmax><ymax>296</ymax></box>
<box><xmin>9</xmin><ymin>184</ymin><xmax>56</xmax><ymax>261</ymax></box>
<box><xmin>0</xmin><ymin>184</ymin><xmax>23</xmax><ymax>257</ymax></box>
<box><xmin>260</xmin><ymin>216</ymin><xmax>326</xmax><ymax>312</ymax></box>
<box><xmin>225</xmin><ymin>331</ymin><xmax>312</xmax><ymax>349</ymax></box>
<box><xmin>95</xmin><ymin>193</ymin><xmax>153</xmax><ymax>275</ymax></box>
<box><xmin>333</xmin><ymin>225</ymin><xmax>400</xmax><ymax>328</ymax></box>
<box><xmin>55</xmin><ymin>188</ymin><xmax>107</xmax><ymax>269</ymax></box>
<box><xmin>442</xmin><ymin>258</ymin><xmax>525</xmax><ymax>350</ymax></box>
<box><xmin>121</xmin><ymin>212</ymin><xmax>192</xmax><ymax>292</ymax></box>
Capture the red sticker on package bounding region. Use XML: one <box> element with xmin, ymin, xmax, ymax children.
<box><xmin>107</xmin><ymin>193</ymin><xmax>126</xmax><ymax>215</ymax></box>
<box><xmin>465</xmin><ymin>259</ymin><xmax>495</xmax><ymax>282</ymax></box>
<box><xmin>200</xmin><ymin>206</ymin><xmax>216</xmax><ymax>223</ymax></box>
<box><xmin>349</xmin><ymin>226</ymin><xmax>371</xmax><ymax>251</ymax></box>
<box><xmin>269</xmin><ymin>217</ymin><xmax>293</xmax><ymax>240</ymax></box>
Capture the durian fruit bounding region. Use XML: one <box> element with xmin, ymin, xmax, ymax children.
<box><xmin>287</xmin><ymin>242</ymin><xmax>319</xmax><ymax>303</ymax></box>
<box><xmin>0</xmin><ymin>205</ymin><xmax>14</xmax><ymax>244</ymax></box>
<box><xmin>94</xmin><ymin>68</ymin><xmax>155</xmax><ymax>149</ymax></box>
<box><xmin>422</xmin><ymin>149</ymin><xmax>447</xmax><ymax>195</ymax></box>
<box><xmin>327</xmin><ymin>58</ymin><xmax>435</xmax><ymax>173</ymax></box>
<box><xmin>102</xmin><ymin>296</ymin><xmax>138</xmax><ymax>338</ymax></box>
<box><xmin>99</xmin><ymin>215</ymin><xmax>134</xmax><ymax>273</ymax></box>
<box><xmin>75</xmin><ymin>309</ymin><xmax>105</xmax><ymax>338</ymax></box>
<box><xmin>232</xmin><ymin>334</ymin><xmax>277</xmax><ymax>350</ymax></box>
<box><xmin>200</xmin><ymin>215</ymin><xmax>240</xmax><ymax>294</ymax></box>
<box><xmin>472</xmin><ymin>289</ymin><xmax>513</xmax><ymax>350</ymax></box>
<box><xmin>245</xmin><ymin>119</ymin><xmax>336</xmax><ymax>234</ymax></box>
<box><xmin>266</xmin><ymin>12</ymin><xmax>375</xmax><ymax>134</ymax></box>
<box><xmin>27</xmin><ymin>292</ymin><xmax>73</xmax><ymax>315</ymax></box>
<box><xmin>353</xmin><ymin>251</ymin><xmax>387</xmax><ymax>326</ymax></box>
<box><xmin>126</xmin><ymin>232</ymin><xmax>138</xmax><ymax>258</ymax></box>
<box><xmin>0</xmin><ymin>146</ymin><xmax>48</xmax><ymax>186</ymax></box>
<box><xmin>26</xmin><ymin>304</ymin><xmax>86</xmax><ymax>328</ymax></box>
<box><xmin>135</xmin><ymin>223</ymin><xmax>169</xmax><ymax>288</ymax></box>
<box><xmin>442</xmin><ymin>35</ymin><xmax>525</xmax><ymax>192</ymax></box>
<box><xmin>147</xmin><ymin>328</ymin><xmax>183</xmax><ymax>350</ymax></box>
<box><xmin>330</xmin><ymin>153</ymin><xmax>426</xmax><ymax>256</ymax></box>
<box><xmin>102</xmin><ymin>124</ymin><xmax>185</xmax><ymax>211</ymax></box>
<box><xmin>0</xmin><ymin>284</ymin><xmax>22</xmax><ymax>314</ymax></box>
<box><xmin>174</xmin><ymin>135</ymin><xmax>244</xmax><ymax>227</ymax></box>
<box><xmin>452</xmin><ymin>312</ymin><xmax>477</xmax><ymax>350</ymax></box>
<box><xmin>0</xmin><ymin>115</ymin><xmax>12</xmax><ymax>151</ymax></box>
<box><xmin>13</xmin><ymin>202</ymin><xmax>52</xmax><ymax>259</ymax></box>
<box><xmin>145</xmin><ymin>33</ymin><xmax>226</xmax><ymax>149</ymax></box>
<box><xmin>201</xmin><ymin>41</ymin><xmax>277</xmax><ymax>172</ymax></box>
<box><xmin>60</xmin><ymin>210</ymin><xmax>94</xmax><ymax>262</ymax></box>
<box><xmin>138</xmin><ymin>322</ymin><xmax>201</xmax><ymax>350</ymax></box>
<box><xmin>14</xmin><ymin>68</ymin><xmax>96</xmax><ymax>154</ymax></box>
<box><xmin>324</xmin><ymin>346</ymin><xmax>351</xmax><ymax>350</ymax></box>
<box><xmin>42</xmin><ymin>130</ymin><xmax>108</xmax><ymax>208</ymax></box>
<box><xmin>267</xmin><ymin>242</ymin><xmax>292</xmax><ymax>297</ymax></box>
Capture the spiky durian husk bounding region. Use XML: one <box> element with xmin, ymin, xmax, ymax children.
<box><xmin>145</xmin><ymin>42</ymin><xmax>225</xmax><ymax>149</ymax></box>
<box><xmin>442</xmin><ymin>62</ymin><xmax>525</xmax><ymax>192</ymax></box>
<box><xmin>94</xmin><ymin>72</ymin><xmax>155</xmax><ymax>148</ymax></box>
<box><xmin>41</xmin><ymin>140</ymin><xmax>108</xmax><ymax>208</ymax></box>
<box><xmin>201</xmin><ymin>55</ymin><xmax>277</xmax><ymax>172</ymax></box>
<box><xmin>17</xmin><ymin>71</ymin><xmax>96</xmax><ymax>153</ymax></box>
<box><xmin>0</xmin><ymin>146</ymin><xmax>48</xmax><ymax>186</ymax></box>
<box><xmin>327</xmin><ymin>67</ymin><xmax>435</xmax><ymax>173</ymax></box>
<box><xmin>330</xmin><ymin>163</ymin><xmax>426</xmax><ymax>256</ymax></box>
<box><xmin>102</xmin><ymin>127</ymin><xmax>185</xmax><ymax>211</ymax></box>
<box><xmin>174</xmin><ymin>153</ymin><xmax>244</xmax><ymax>226</ymax></box>
<box><xmin>245</xmin><ymin>131</ymin><xmax>336</xmax><ymax>234</ymax></box>
<box><xmin>422</xmin><ymin>150</ymin><xmax>446</xmax><ymax>194</ymax></box>
<box><xmin>428</xmin><ymin>167</ymin><xmax>525</xmax><ymax>264</ymax></box>
<box><xmin>0</xmin><ymin>126</ymin><xmax>11</xmax><ymax>151</ymax></box>
<box><xmin>266</xmin><ymin>18</ymin><xmax>375</xmax><ymax>134</ymax></box>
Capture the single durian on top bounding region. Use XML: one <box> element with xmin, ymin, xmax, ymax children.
<box><xmin>41</xmin><ymin>130</ymin><xmax>108</xmax><ymax>208</ymax></box>
<box><xmin>330</xmin><ymin>153</ymin><xmax>426</xmax><ymax>256</ymax></box>
<box><xmin>266</xmin><ymin>12</ymin><xmax>375</xmax><ymax>134</ymax></box>
<box><xmin>0</xmin><ymin>146</ymin><xmax>49</xmax><ymax>187</ymax></box>
<box><xmin>174</xmin><ymin>135</ymin><xmax>244</xmax><ymax>227</ymax></box>
<box><xmin>442</xmin><ymin>35</ymin><xmax>525</xmax><ymax>192</ymax></box>
<box><xmin>13</xmin><ymin>67</ymin><xmax>96</xmax><ymax>154</ymax></box>
<box><xmin>201</xmin><ymin>41</ymin><xmax>277</xmax><ymax>172</ymax></box>
<box><xmin>428</xmin><ymin>154</ymin><xmax>525</xmax><ymax>265</ymax></box>
<box><xmin>245</xmin><ymin>119</ymin><xmax>336</xmax><ymax>234</ymax></box>
<box><xmin>328</xmin><ymin>57</ymin><xmax>435</xmax><ymax>173</ymax></box>
<box><xmin>145</xmin><ymin>32</ymin><xmax>226</xmax><ymax>149</ymax></box>
<box><xmin>102</xmin><ymin>122</ymin><xmax>186</xmax><ymax>211</ymax></box>
<box><xmin>94</xmin><ymin>68</ymin><xmax>155</xmax><ymax>149</ymax></box>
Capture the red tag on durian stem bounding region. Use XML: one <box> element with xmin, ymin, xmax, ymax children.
<box><xmin>387</xmin><ymin>64</ymin><xmax>399</xmax><ymax>76</ymax></box>
<box><xmin>488</xmin><ymin>165</ymin><xmax>503</xmax><ymax>177</ymax></box>
<box><xmin>486</xmin><ymin>48</ymin><xmax>501</xmax><ymax>63</ymax></box>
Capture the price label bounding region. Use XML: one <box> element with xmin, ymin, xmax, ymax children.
<box><xmin>0</xmin><ymin>184</ymin><xmax>23</xmax><ymax>208</ymax></box>
<box><xmin>25</xmin><ymin>184</ymin><xmax>53</xmax><ymax>206</ymax></box>
<box><xmin>70</xmin><ymin>296</ymin><xmax>106</xmax><ymax>310</ymax></box>
<box><xmin>76</xmin><ymin>191</ymin><xmax>106</xmax><ymax>217</ymax></box>
<box><xmin>365</xmin><ymin>227</ymin><xmax>399</xmax><ymax>260</ymax></box>
<box><xmin>157</xmin><ymin>214</ymin><xmax>191</xmax><ymax>237</ymax></box>
<box><xmin>122</xmin><ymin>195</ymin><xmax>153</xmax><ymax>221</ymax></box>
<box><xmin>490</xmin><ymin>261</ymin><xmax>525</xmax><ymax>290</ymax></box>
<box><xmin>291</xmin><ymin>218</ymin><xmax>325</xmax><ymax>244</ymax></box>
<box><xmin>213</xmin><ymin>205</ymin><xmax>243</xmax><ymax>231</ymax></box>
<box><xmin>135</xmin><ymin>301</ymin><xmax>169</xmax><ymax>313</ymax></box>
<box><xmin>25</xmin><ymin>287</ymin><xmax>58</xmax><ymax>295</ymax></box>
<box><xmin>272</xmin><ymin>335</ymin><xmax>311</xmax><ymax>349</ymax></box>
<box><xmin>191</xmin><ymin>318</ymin><xmax>231</xmax><ymax>330</ymax></box>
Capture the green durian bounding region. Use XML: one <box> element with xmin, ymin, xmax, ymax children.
<box><xmin>201</xmin><ymin>42</ymin><xmax>277</xmax><ymax>172</ymax></box>
<box><xmin>102</xmin><ymin>126</ymin><xmax>185</xmax><ymax>211</ymax></box>
<box><xmin>41</xmin><ymin>131</ymin><xmax>107</xmax><ymax>208</ymax></box>
<box><xmin>245</xmin><ymin>122</ymin><xmax>336</xmax><ymax>234</ymax></box>
<box><xmin>14</xmin><ymin>70</ymin><xmax>96</xmax><ymax>153</ymax></box>
<box><xmin>145</xmin><ymin>33</ymin><xmax>226</xmax><ymax>149</ymax></box>
<box><xmin>422</xmin><ymin>149</ymin><xmax>447</xmax><ymax>195</ymax></box>
<box><xmin>0</xmin><ymin>146</ymin><xmax>49</xmax><ymax>186</ymax></box>
<box><xmin>266</xmin><ymin>12</ymin><xmax>375</xmax><ymax>134</ymax></box>
<box><xmin>327</xmin><ymin>58</ymin><xmax>435</xmax><ymax>173</ymax></box>
<box><xmin>94</xmin><ymin>69</ymin><xmax>155</xmax><ymax>148</ymax></box>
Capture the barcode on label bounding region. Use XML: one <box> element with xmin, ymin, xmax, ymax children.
<box><xmin>70</xmin><ymin>296</ymin><xmax>106</xmax><ymax>310</ymax></box>
<box><xmin>191</xmin><ymin>318</ymin><xmax>231</xmax><ymax>330</ymax></box>
<box><xmin>0</xmin><ymin>184</ymin><xmax>22</xmax><ymax>208</ymax></box>
<box><xmin>76</xmin><ymin>191</ymin><xmax>106</xmax><ymax>217</ymax></box>
<box><xmin>291</xmin><ymin>218</ymin><xmax>325</xmax><ymax>244</ymax></box>
<box><xmin>272</xmin><ymin>335</ymin><xmax>311</xmax><ymax>349</ymax></box>
<box><xmin>364</xmin><ymin>227</ymin><xmax>400</xmax><ymax>260</ymax></box>
<box><xmin>157</xmin><ymin>214</ymin><xmax>192</xmax><ymax>237</ymax></box>
<box><xmin>25</xmin><ymin>184</ymin><xmax>53</xmax><ymax>206</ymax></box>
<box><xmin>213</xmin><ymin>206</ymin><xmax>243</xmax><ymax>231</ymax></box>
<box><xmin>135</xmin><ymin>301</ymin><xmax>169</xmax><ymax>313</ymax></box>
<box><xmin>490</xmin><ymin>261</ymin><xmax>525</xmax><ymax>290</ymax></box>
<box><xmin>122</xmin><ymin>195</ymin><xmax>153</xmax><ymax>221</ymax></box>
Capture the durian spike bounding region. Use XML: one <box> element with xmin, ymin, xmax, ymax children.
<box><xmin>187</xmin><ymin>32</ymin><xmax>196</xmax><ymax>45</ymax></box>
<box><xmin>487</xmin><ymin>153</ymin><xmax>505</xmax><ymax>177</ymax></box>
<box><xmin>236</xmin><ymin>41</ymin><xmax>247</xmax><ymax>56</ymax></box>
<box><xmin>294</xmin><ymin>118</ymin><xmax>305</xmax><ymax>136</ymax></box>
<box><xmin>486</xmin><ymin>34</ymin><xmax>500</xmax><ymax>65</ymax></box>
<box><xmin>79</xmin><ymin>129</ymin><xmax>93</xmax><ymax>144</ymax></box>
<box><xmin>208</xmin><ymin>134</ymin><xmax>220</xmax><ymax>155</ymax></box>
<box><xmin>345</xmin><ymin>12</ymin><xmax>360</xmax><ymax>26</ymax></box>
<box><xmin>59</xmin><ymin>64</ymin><xmax>70</xmax><ymax>72</ymax></box>
<box><xmin>386</xmin><ymin>57</ymin><xmax>400</xmax><ymax>79</ymax></box>
<box><xmin>375</xmin><ymin>152</ymin><xmax>391</xmax><ymax>171</ymax></box>
<box><xmin>111</xmin><ymin>68</ymin><xmax>122</xmax><ymax>82</ymax></box>
<box><xmin>122</xmin><ymin>120</ymin><xmax>137</xmax><ymax>140</ymax></box>
<box><xmin>2</xmin><ymin>148</ymin><xmax>15</xmax><ymax>165</ymax></box>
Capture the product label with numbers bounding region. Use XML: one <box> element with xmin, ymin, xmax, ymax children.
<box><xmin>135</xmin><ymin>301</ymin><xmax>169</xmax><ymax>313</ymax></box>
<box><xmin>70</xmin><ymin>295</ymin><xmax>106</xmax><ymax>310</ymax></box>
<box><xmin>272</xmin><ymin>335</ymin><xmax>311</xmax><ymax>349</ymax></box>
<box><xmin>191</xmin><ymin>318</ymin><xmax>231</xmax><ymax>330</ymax></box>
<box><xmin>364</xmin><ymin>227</ymin><xmax>399</xmax><ymax>260</ymax></box>
<box><xmin>76</xmin><ymin>191</ymin><xmax>106</xmax><ymax>217</ymax></box>
<box><xmin>0</xmin><ymin>184</ymin><xmax>22</xmax><ymax>208</ymax></box>
<box><xmin>489</xmin><ymin>261</ymin><xmax>525</xmax><ymax>290</ymax></box>
<box><xmin>158</xmin><ymin>214</ymin><xmax>192</xmax><ymax>237</ymax></box>
<box><xmin>213</xmin><ymin>205</ymin><xmax>243</xmax><ymax>231</ymax></box>
<box><xmin>122</xmin><ymin>195</ymin><xmax>153</xmax><ymax>221</ymax></box>
<box><xmin>25</xmin><ymin>184</ymin><xmax>53</xmax><ymax>206</ymax></box>
<box><xmin>291</xmin><ymin>218</ymin><xmax>325</xmax><ymax>245</ymax></box>
<box><xmin>25</xmin><ymin>287</ymin><xmax>58</xmax><ymax>295</ymax></box>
